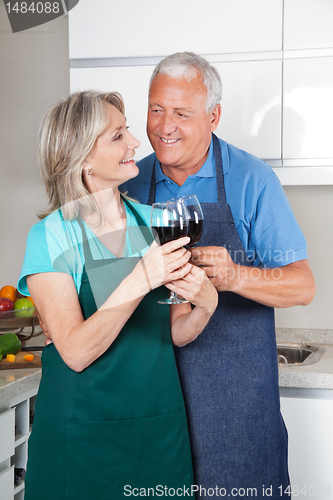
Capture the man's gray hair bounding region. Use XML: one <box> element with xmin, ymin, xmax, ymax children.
<box><xmin>149</xmin><ymin>52</ymin><xmax>222</xmax><ymax>112</ymax></box>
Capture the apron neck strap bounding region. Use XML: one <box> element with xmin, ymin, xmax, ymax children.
<box><xmin>212</xmin><ymin>133</ymin><xmax>227</xmax><ymax>205</ymax></box>
<box><xmin>147</xmin><ymin>161</ymin><xmax>157</xmax><ymax>206</ymax></box>
<box><xmin>122</xmin><ymin>195</ymin><xmax>153</xmax><ymax>248</ymax></box>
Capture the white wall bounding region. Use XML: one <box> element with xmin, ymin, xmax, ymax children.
<box><xmin>0</xmin><ymin>3</ymin><xmax>70</xmax><ymax>288</ymax></box>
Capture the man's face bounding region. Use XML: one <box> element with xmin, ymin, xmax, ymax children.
<box><xmin>147</xmin><ymin>72</ymin><xmax>220</xmax><ymax>172</ymax></box>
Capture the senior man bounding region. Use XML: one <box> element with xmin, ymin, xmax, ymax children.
<box><xmin>121</xmin><ymin>52</ymin><xmax>315</xmax><ymax>499</ymax></box>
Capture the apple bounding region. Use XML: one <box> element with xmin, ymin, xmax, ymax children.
<box><xmin>0</xmin><ymin>297</ymin><xmax>14</xmax><ymax>317</ymax></box>
<box><xmin>14</xmin><ymin>298</ymin><xmax>35</xmax><ymax>318</ymax></box>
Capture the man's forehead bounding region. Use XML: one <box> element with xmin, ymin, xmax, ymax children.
<box><xmin>149</xmin><ymin>83</ymin><xmax>207</xmax><ymax>111</ymax></box>
<box><xmin>148</xmin><ymin>100</ymin><xmax>196</xmax><ymax>112</ymax></box>
<box><xmin>150</xmin><ymin>73</ymin><xmax>207</xmax><ymax>96</ymax></box>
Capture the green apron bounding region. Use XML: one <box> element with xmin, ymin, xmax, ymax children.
<box><xmin>24</xmin><ymin>199</ymin><xmax>194</xmax><ymax>499</ymax></box>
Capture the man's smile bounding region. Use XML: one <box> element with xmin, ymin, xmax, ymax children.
<box><xmin>159</xmin><ymin>137</ymin><xmax>180</xmax><ymax>144</ymax></box>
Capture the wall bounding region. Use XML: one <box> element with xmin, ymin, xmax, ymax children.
<box><xmin>275</xmin><ymin>185</ymin><xmax>333</xmax><ymax>329</ymax></box>
<box><xmin>0</xmin><ymin>2</ymin><xmax>70</xmax><ymax>288</ymax></box>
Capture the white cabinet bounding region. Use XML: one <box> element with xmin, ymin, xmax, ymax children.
<box><xmin>70</xmin><ymin>65</ymin><xmax>154</xmax><ymax>161</ymax></box>
<box><xmin>69</xmin><ymin>0</ymin><xmax>282</xmax><ymax>59</ymax></box>
<box><xmin>280</xmin><ymin>392</ymin><xmax>333</xmax><ymax>496</ymax></box>
<box><xmin>71</xmin><ymin>59</ymin><xmax>282</xmax><ymax>163</ymax></box>
<box><xmin>284</xmin><ymin>0</ymin><xmax>333</xmax><ymax>50</ymax></box>
<box><xmin>68</xmin><ymin>0</ymin><xmax>333</xmax><ymax>184</ymax></box>
<box><xmin>283</xmin><ymin>57</ymin><xmax>333</xmax><ymax>160</ymax></box>
<box><xmin>215</xmin><ymin>60</ymin><xmax>282</xmax><ymax>160</ymax></box>
<box><xmin>0</xmin><ymin>408</ymin><xmax>15</xmax><ymax>463</ymax></box>
<box><xmin>0</xmin><ymin>387</ymin><xmax>38</xmax><ymax>500</ymax></box>
<box><xmin>0</xmin><ymin>468</ymin><xmax>14</xmax><ymax>500</ymax></box>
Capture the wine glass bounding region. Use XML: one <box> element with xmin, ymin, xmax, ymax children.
<box><xmin>177</xmin><ymin>195</ymin><xmax>204</xmax><ymax>247</ymax></box>
<box><xmin>151</xmin><ymin>199</ymin><xmax>189</xmax><ymax>304</ymax></box>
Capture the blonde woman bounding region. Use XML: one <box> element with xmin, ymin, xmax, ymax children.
<box><xmin>18</xmin><ymin>91</ymin><xmax>217</xmax><ymax>500</ymax></box>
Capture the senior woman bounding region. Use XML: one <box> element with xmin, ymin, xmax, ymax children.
<box><xmin>17</xmin><ymin>91</ymin><xmax>218</xmax><ymax>500</ymax></box>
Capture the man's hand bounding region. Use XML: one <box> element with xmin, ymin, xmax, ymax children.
<box><xmin>190</xmin><ymin>246</ymin><xmax>316</xmax><ymax>308</ymax></box>
<box><xmin>190</xmin><ymin>246</ymin><xmax>238</xmax><ymax>292</ymax></box>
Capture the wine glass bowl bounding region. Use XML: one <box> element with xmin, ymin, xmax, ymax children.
<box><xmin>177</xmin><ymin>195</ymin><xmax>204</xmax><ymax>247</ymax></box>
<box><xmin>151</xmin><ymin>200</ymin><xmax>188</xmax><ymax>245</ymax></box>
<box><xmin>151</xmin><ymin>200</ymin><xmax>189</xmax><ymax>305</ymax></box>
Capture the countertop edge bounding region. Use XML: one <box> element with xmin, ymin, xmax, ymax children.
<box><xmin>1</xmin><ymin>329</ymin><xmax>333</xmax><ymax>403</ymax></box>
<box><xmin>0</xmin><ymin>368</ymin><xmax>41</xmax><ymax>406</ymax></box>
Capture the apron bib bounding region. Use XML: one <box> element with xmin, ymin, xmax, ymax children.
<box><xmin>24</xmin><ymin>198</ymin><xmax>194</xmax><ymax>500</ymax></box>
<box><xmin>147</xmin><ymin>135</ymin><xmax>290</xmax><ymax>499</ymax></box>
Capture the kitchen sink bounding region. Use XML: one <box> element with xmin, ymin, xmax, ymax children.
<box><xmin>277</xmin><ymin>343</ymin><xmax>325</xmax><ymax>366</ymax></box>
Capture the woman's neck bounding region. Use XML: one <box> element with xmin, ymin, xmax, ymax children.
<box><xmin>81</xmin><ymin>187</ymin><xmax>126</xmax><ymax>232</ymax></box>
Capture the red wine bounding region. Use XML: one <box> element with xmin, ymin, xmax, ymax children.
<box><xmin>152</xmin><ymin>224</ymin><xmax>187</xmax><ymax>245</ymax></box>
<box><xmin>187</xmin><ymin>219</ymin><xmax>203</xmax><ymax>247</ymax></box>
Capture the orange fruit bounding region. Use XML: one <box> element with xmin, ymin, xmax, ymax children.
<box><xmin>0</xmin><ymin>285</ymin><xmax>17</xmax><ymax>303</ymax></box>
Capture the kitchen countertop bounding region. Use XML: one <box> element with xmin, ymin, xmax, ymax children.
<box><xmin>276</xmin><ymin>328</ymin><xmax>333</xmax><ymax>391</ymax></box>
<box><xmin>0</xmin><ymin>330</ymin><xmax>43</xmax><ymax>405</ymax></box>
<box><xmin>1</xmin><ymin>329</ymin><xmax>333</xmax><ymax>405</ymax></box>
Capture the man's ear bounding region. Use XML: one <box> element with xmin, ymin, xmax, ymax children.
<box><xmin>210</xmin><ymin>104</ymin><xmax>221</xmax><ymax>132</ymax></box>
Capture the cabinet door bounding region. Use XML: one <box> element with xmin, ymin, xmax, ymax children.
<box><xmin>0</xmin><ymin>408</ymin><xmax>15</xmax><ymax>463</ymax></box>
<box><xmin>284</xmin><ymin>0</ymin><xmax>333</xmax><ymax>50</ymax></box>
<box><xmin>70</xmin><ymin>66</ymin><xmax>154</xmax><ymax>161</ymax></box>
<box><xmin>0</xmin><ymin>467</ymin><xmax>14</xmax><ymax>500</ymax></box>
<box><xmin>283</xmin><ymin>57</ymin><xmax>333</xmax><ymax>159</ymax></box>
<box><xmin>280</xmin><ymin>397</ymin><xmax>333</xmax><ymax>491</ymax></box>
<box><xmin>71</xmin><ymin>59</ymin><xmax>282</xmax><ymax>162</ymax></box>
<box><xmin>215</xmin><ymin>60</ymin><xmax>281</xmax><ymax>160</ymax></box>
<box><xmin>69</xmin><ymin>0</ymin><xmax>282</xmax><ymax>59</ymax></box>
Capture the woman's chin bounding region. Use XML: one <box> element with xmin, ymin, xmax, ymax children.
<box><xmin>123</xmin><ymin>163</ymin><xmax>139</xmax><ymax>181</ymax></box>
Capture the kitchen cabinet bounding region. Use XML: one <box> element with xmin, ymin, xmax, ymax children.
<box><xmin>215</xmin><ymin>60</ymin><xmax>281</xmax><ymax>161</ymax></box>
<box><xmin>68</xmin><ymin>0</ymin><xmax>282</xmax><ymax>59</ymax></box>
<box><xmin>0</xmin><ymin>387</ymin><xmax>38</xmax><ymax>500</ymax></box>
<box><xmin>280</xmin><ymin>390</ymin><xmax>333</xmax><ymax>497</ymax></box>
<box><xmin>68</xmin><ymin>0</ymin><xmax>333</xmax><ymax>184</ymax></box>
<box><xmin>283</xmin><ymin>57</ymin><xmax>333</xmax><ymax>160</ymax></box>
<box><xmin>284</xmin><ymin>0</ymin><xmax>333</xmax><ymax>50</ymax></box>
<box><xmin>71</xmin><ymin>65</ymin><xmax>154</xmax><ymax>161</ymax></box>
<box><xmin>71</xmin><ymin>59</ymin><xmax>282</xmax><ymax>163</ymax></box>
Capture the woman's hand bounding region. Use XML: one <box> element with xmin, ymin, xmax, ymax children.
<box><xmin>38</xmin><ymin>312</ymin><xmax>53</xmax><ymax>346</ymax></box>
<box><xmin>132</xmin><ymin>236</ymin><xmax>192</xmax><ymax>294</ymax></box>
<box><xmin>166</xmin><ymin>264</ymin><xmax>218</xmax><ymax>314</ymax></box>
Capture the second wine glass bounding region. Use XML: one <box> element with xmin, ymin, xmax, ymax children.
<box><xmin>177</xmin><ymin>195</ymin><xmax>204</xmax><ymax>247</ymax></box>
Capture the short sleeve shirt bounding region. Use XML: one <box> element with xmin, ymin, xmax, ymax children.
<box><xmin>120</xmin><ymin>137</ymin><xmax>307</xmax><ymax>268</ymax></box>
<box><xmin>18</xmin><ymin>199</ymin><xmax>152</xmax><ymax>296</ymax></box>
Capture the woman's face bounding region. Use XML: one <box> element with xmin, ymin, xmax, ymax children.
<box><xmin>85</xmin><ymin>104</ymin><xmax>140</xmax><ymax>190</ymax></box>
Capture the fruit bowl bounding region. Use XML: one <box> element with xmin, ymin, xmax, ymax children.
<box><xmin>0</xmin><ymin>307</ymin><xmax>39</xmax><ymax>332</ymax></box>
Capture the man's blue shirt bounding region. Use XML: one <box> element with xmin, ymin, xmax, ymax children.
<box><xmin>121</xmin><ymin>137</ymin><xmax>307</xmax><ymax>268</ymax></box>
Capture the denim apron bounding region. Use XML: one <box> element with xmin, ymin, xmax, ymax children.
<box><xmin>24</xmin><ymin>198</ymin><xmax>193</xmax><ymax>500</ymax></box>
<box><xmin>147</xmin><ymin>135</ymin><xmax>290</xmax><ymax>499</ymax></box>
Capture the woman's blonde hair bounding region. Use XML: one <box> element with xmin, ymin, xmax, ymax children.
<box><xmin>38</xmin><ymin>90</ymin><xmax>125</xmax><ymax>220</ymax></box>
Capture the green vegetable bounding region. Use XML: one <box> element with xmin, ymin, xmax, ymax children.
<box><xmin>0</xmin><ymin>333</ymin><xmax>21</xmax><ymax>361</ymax></box>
